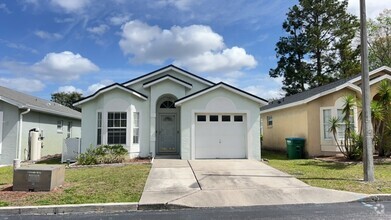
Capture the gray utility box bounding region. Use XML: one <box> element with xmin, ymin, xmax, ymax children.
<box><xmin>13</xmin><ymin>165</ymin><xmax>65</xmax><ymax>192</ymax></box>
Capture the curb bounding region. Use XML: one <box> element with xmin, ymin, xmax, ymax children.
<box><xmin>0</xmin><ymin>202</ymin><xmax>138</xmax><ymax>215</ymax></box>
<box><xmin>358</xmin><ymin>194</ymin><xmax>391</xmax><ymax>203</ymax></box>
<box><xmin>138</xmin><ymin>203</ymin><xmax>191</xmax><ymax>210</ymax></box>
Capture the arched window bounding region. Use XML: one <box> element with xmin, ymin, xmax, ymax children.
<box><xmin>160</xmin><ymin>101</ymin><xmax>175</xmax><ymax>109</ymax></box>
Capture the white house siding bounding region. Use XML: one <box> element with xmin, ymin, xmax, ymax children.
<box><xmin>22</xmin><ymin>112</ymin><xmax>81</xmax><ymax>160</ymax></box>
<box><xmin>127</xmin><ymin>69</ymin><xmax>210</xmax><ymax>97</ymax></box>
<box><xmin>0</xmin><ymin>101</ymin><xmax>19</xmax><ymax>165</ymax></box>
<box><xmin>148</xmin><ymin>80</ymin><xmax>187</xmax><ymax>156</ymax></box>
<box><xmin>80</xmin><ymin>88</ymin><xmax>149</xmax><ymax>158</ymax></box>
<box><xmin>179</xmin><ymin>88</ymin><xmax>261</xmax><ymax>160</ymax></box>
<box><xmin>0</xmin><ymin>100</ymin><xmax>81</xmax><ymax>165</ymax></box>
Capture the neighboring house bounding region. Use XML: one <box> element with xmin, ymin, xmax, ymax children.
<box><xmin>260</xmin><ymin>66</ymin><xmax>391</xmax><ymax>157</ymax></box>
<box><xmin>0</xmin><ymin>86</ymin><xmax>81</xmax><ymax>165</ymax></box>
<box><xmin>74</xmin><ymin>65</ymin><xmax>267</xmax><ymax>160</ymax></box>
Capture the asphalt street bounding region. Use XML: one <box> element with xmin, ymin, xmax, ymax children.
<box><xmin>1</xmin><ymin>201</ymin><xmax>390</xmax><ymax>220</ymax></box>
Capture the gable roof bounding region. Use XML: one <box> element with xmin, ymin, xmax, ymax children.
<box><xmin>73</xmin><ymin>83</ymin><xmax>148</xmax><ymax>106</ymax></box>
<box><xmin>0</xmin><ymin>85</ymin><xmax>81</xmax><ymax>119</ymax></box>
<box><xmin>175</xmin><ymin>82</ymin><xmax>268</xmax><ymax>106</ymax></box>
<box><xmin>143</xmin><ymin>74</ymin><xmax>193</xmax><ymax>89</ymax></box>
<box><xmin>348</xmin><ymin>66</ymin><xmax>391</xmax><ymax>84</ymax></box>
<box><xmin>259</xmin><ymin>67</ymin><xmax>391</xmax><ymax>113</ymax></box>
<box><xmin>123</xmin><ymin>64</ymin><xmax>214</xmax><ymax>87</ymax></box>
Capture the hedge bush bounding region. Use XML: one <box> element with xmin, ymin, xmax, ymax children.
<box><xmin>77</xmin><ymin>145</ymin><xmax>128</xmax><ymax>165</ymax></box>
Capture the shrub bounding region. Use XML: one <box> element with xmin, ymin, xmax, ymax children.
<box><xmin>77</xmin><ymin>145</ymin><xmax>128</xmax><ymax>165</ymax></box>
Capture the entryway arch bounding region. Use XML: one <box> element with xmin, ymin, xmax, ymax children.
<box><xmin>156</xmin><ymin>94</ymin><xmax>180</xmax><ymax>155</ymax></box>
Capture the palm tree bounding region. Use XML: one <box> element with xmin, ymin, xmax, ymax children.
<box><xmin>328</xmin><ymin>94</ymin><xmax>361</xmax><ymax>159</ymax></box>
<box><xmin>375</xmin><ymin>80</ymin><xmax>391</xmax><ymax>156</ymax></box>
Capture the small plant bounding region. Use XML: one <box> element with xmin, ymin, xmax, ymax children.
<box><xmin>77</xmin><ymin>145</ymin><xmax>128</xmax><ymax>165</ymax></box>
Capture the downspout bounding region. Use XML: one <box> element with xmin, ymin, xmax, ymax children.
<box><xmin>17</xmin><ymin>108</ymin><xmax>30</xmax><ymax>160</ymax></box>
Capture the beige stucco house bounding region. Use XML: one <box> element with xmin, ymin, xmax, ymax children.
<box><xmin>260</xmin><ymin>66</ymin><xmax>391</xmax><ymax>157</ymax></box>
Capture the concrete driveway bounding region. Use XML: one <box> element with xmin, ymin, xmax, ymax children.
<box><xmin>139</xmin><ymin>159</ymin><xmax>367</xmax><ymax>208</ymax></box>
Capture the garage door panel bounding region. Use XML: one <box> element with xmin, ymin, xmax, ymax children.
<box><xmin>195</xmin><ymin>114</ymin><xmax>246</xmax><ymax>159</ymax></box>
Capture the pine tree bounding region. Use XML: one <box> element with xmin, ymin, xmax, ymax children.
<box><xmin>270</xmin><ymin>0</ymin><xmax>360</xmax><ymax>96</ymax></box>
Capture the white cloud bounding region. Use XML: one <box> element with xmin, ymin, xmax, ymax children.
<box><xmin>156</xmin><ymin>0</ymin><xmax>194</xmax><ymax>11</ymax></box>
<box><xmin>347</xmin><ymin>0</ymin><xmax>391</xmax><ymax>18</ymax></box>
<box><xmin>32</xmin><ymin>51</ymin><xmax>99</xmax><ymax>81</ymax></box>
<box><xmin>86</xmin><ymin>79</ymin><xmax>114</xmax><ymax>94</ymax></box>
<box><xmin>0</xmin><ymin>38</ymin><xmax>38</xmax><ymax>54</ymax></box>
<box><xmin>174</xmin><ymin>47</ymin><xmax>257</xmax><ymax>73</ymax></box>
<box><xmin>56</xmin><ymin>85</ymin><xmax>83</xmax><ymax>93</ymax></box>
<box><xmin>34</xmin><ymin>30</ymin><xmax>63</xmax><ymax>40</ymax></box>
<box><xmin>119</xmin><ymin>20</ymin><xmax>256</xmax><ymax>73</ymax></box>
<box><xmin>244</xmin><ymin>85</ymin><xmax>284</xmax><ymax>100</ymax></box>
<box><xmin>50</xmin><ymin>0</ymin><xmax>91</xmax><ymax>13</ymax></box>
<box><xmin>0</xmin><ymin>77</ymin><xmax>44</xmax><ymax>92</ymax></box>
<box><xmin>109</xmin><ymin>14</ymin><xmax>131</xmax><ymax>26</ymax></box>
<box><xmin>0</xmin><ymin>3</ymin><xmax>11</xmax><ymax>14</ymax></box>
<box><xmin>87</xmin><ymin>24</ymin><xmax>110</xmax><ymax>35</ymax></box>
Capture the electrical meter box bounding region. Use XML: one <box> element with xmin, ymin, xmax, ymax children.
<box><xmin>13</xmin><ymin>165</ymin><xmax>65</xmax><ymax>192</ymax></box>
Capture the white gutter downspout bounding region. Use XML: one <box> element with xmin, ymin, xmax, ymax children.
<box><xmin>17</xmin><ymin>108</ymin><xmax>30</xmax><ymax>160</ymax></box>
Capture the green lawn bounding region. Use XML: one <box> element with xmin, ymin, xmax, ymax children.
<box><xmin>262</xmin><ymin>150</ymin><xmax>391</xmax><ymax>194</ymax></box>
<box><xmin>0</xmin><ymin>164</ymin><xmax>151</xmax><ymax>207</ymax></box>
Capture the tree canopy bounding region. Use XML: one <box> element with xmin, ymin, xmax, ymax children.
<box><xmin>51</xmin><ymin>92</ymin><xmax>82</xmax><ymax>112</ymax></box>
<box><xmin>368</xmin><ymin>9</ymin><xmax>391</xmax><ymax>70</ymax></box>
<box><xmin>270</xmin><ymin>0</ymin><xmax>360</xmax><ymax>96</ymax></box>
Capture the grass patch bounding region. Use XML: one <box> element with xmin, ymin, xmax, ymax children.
<box><xmin>262</xmin><ymin>150</ymin><xmax>391</xmax><ymax>194</ymax></box>
<box><xmin>0</xmin><ymin>164</ymin><xmax>150</xmax><ymax>207</ymax></box>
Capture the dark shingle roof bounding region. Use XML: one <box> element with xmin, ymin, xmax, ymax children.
<box><xmin>260</xmin><ymin>75</ymin><xmax>359</xmax><ymax>112</ymax></box>
<box><xmin>0</xmin><ymin>85</ymin><xmax>81</xmax><ymax>119</ymax></box>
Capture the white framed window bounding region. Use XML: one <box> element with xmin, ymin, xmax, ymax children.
<box><xmin>322</xmin><ymin>109</ymin><xmax>332</xmax><ymax>140</ymax></box>
<box><xmin>267</xmin><ymin>116</ymin><xmax>273</xmax><ymax>127</ymax></box>
<box><xmin>234</xmin><ymin>115</ymin><xmax>243</xmax><ymax>122</ymax></box>
<box><xmin>197</xmin><ymin>115</ymin><xmax>206</xmax><ymax>122</ymax></box>
<box><xmin>57</xmin><ymin>120</ymin><xmax>63</xmax><ymax>133</ymax></box>
<box><xmin>133</xmin><ymin>112</ymin><xmax>139</xmax><ymax>144</ymax></box>
<box><xmin>67</xmin><ymin>121</ymin><xmax>72</xmax><ymax>138</ymax></box>
<box><xmin>97</xmin><ymin>112</ymin><xmax>102</xmax><ymax>145</ymax></box>
<box><xmin>107</xmin><ymin>112</ymin><xmax>127</xmax><ymax>145</ymax></box>
<box><xmin>337</xmin><ymin>109</ymin><xmax>355</xmax><ymax>140</ymax></box>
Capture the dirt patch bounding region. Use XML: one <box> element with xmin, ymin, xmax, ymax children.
<box><xmin>316</xmin><ymin>155</ymin><xmax>391</xmax><ymax>164</ymax></box>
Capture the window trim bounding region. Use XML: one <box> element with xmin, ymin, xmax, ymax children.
<box><xmin>57</xmin><ymin>120</ymin><xmax>63</xmax><ymax>133</ymax></box>
<box><xmin>234</xmin><ymin>115</ymin><xmax>243</xmax><ymax>122</ymax></box>
<box><xmin>107</xmin><ymin>112</ymin><xmax>127</xmax><ymax>145</ymax></box>
<box><xmin>266</xmin><ymin>116</ymin><xmax>273</xmax><ymax>127</ymax></box>
<box><xmin>133</xmin><ymin>112</ymin><xmax>140</xmax><ymax>144</ymax></box>
<box><xmin>97</xmin><ymin>112</ymin><xmax>102</xmax><ymax>145</ymax></box>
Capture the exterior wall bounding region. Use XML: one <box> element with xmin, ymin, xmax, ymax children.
<box><xmin>148</xmin><ymin>80</ymin><xmax>187</xmax><ymax>156</ymax></box>
<box><xmin>261</xmin><ymin>105</ymin><xmax>308</xmax><ymax>153</ymax></box>
<box><xmin>0</xmin><ymin>100</ymin><xmax>81</xmax><ymax>165</ymax></box>
<box><xmin>0</xmin><ymin>101</ymin><xmax>19</xmax><ymax>165</ymax></box>
<box><xmin>179</xmin><ymin>88</ymin><xmax>261</xmax><ymax>160</ymax></box>
<box><xmin>127</xmin><ymin>69</ymin><xmax>210</xmax><ymax>97</ymax></box>
<box><xmin>306</xmin><ymin>88</ymin><xmax>357</xmax><ymax>156</ymax></box>
<box><xmin>80</xmin><ymin>88</ymin><xmax>149</xmax><ymax>158</ymax></box>
<box><xmin>261</xmin><ymin>88</ymin><xmax>358</xmax><ymax>157</ymax></box>
<box><xmin>21</xmin><ymin>112</ymin><xmax>81</xmax><ymax>160</ymax></box>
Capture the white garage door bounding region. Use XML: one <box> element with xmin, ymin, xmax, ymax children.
<box><xmin>195</xmin><ymin>114</ymin><xmax>246</xmax><ymax>159</ymax></box>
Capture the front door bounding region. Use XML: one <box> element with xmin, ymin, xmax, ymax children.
<box><xmin>158</xmin><ymin>113</ymin><xmax>178</xmax><ymax>154</ymax></box>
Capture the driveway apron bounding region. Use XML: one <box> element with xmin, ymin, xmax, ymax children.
<box><xmin>139</xmin><ymin>159</ymin><xmax>367</xmax><ymax>208</ymax></box>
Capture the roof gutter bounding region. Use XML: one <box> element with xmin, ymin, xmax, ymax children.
<box><xmin>17</xmin><ymin>108</ymin><xmax>30</xmax><ymax>160</ymax></box>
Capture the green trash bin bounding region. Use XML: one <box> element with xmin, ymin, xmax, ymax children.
<box><xmin>285</xmin><ymin>138</ymin><xmax>305</xmax><ymax>159</ymax></box>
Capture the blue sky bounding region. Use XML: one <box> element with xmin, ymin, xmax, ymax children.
<box><xmin>0</xmin><ymin>0</ymin><xmax>390</xmax><ymax>100</ymax></box>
